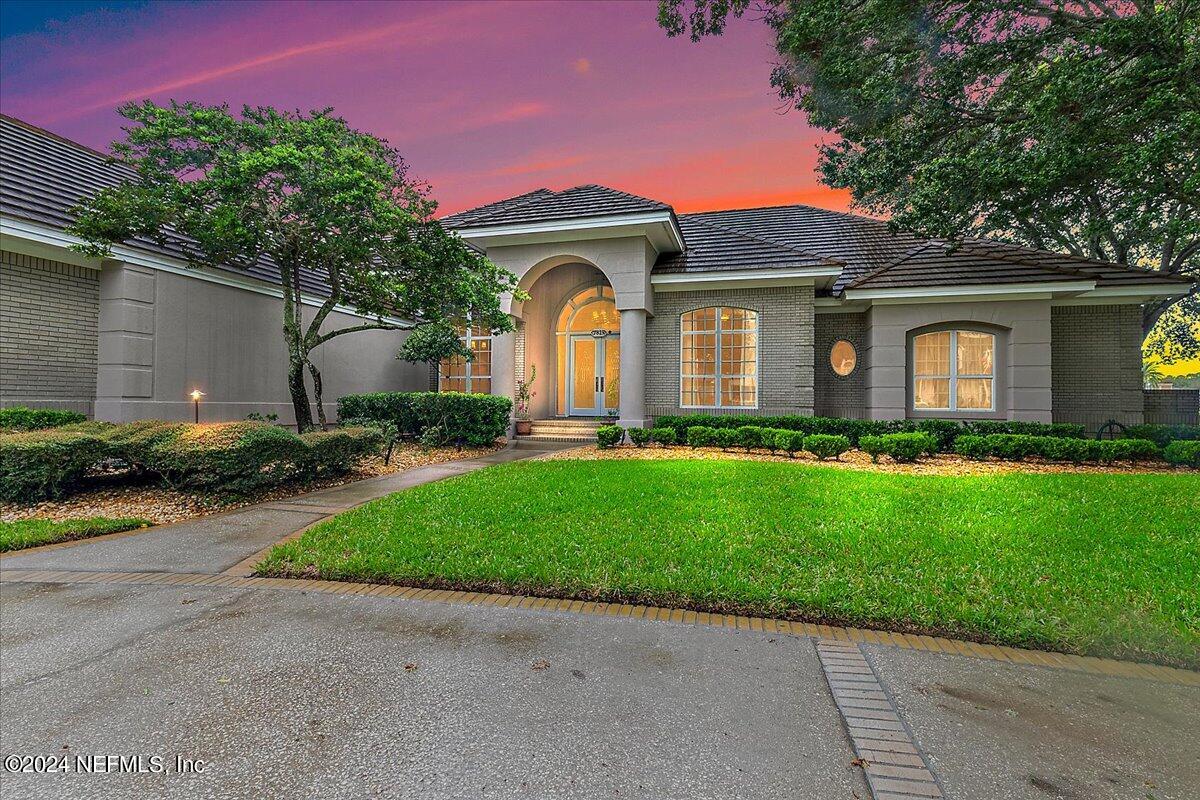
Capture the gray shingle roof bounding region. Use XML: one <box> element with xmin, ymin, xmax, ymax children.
<box><xmin>442</xmin><ymin>184</ymin><xmax>672</xmax><ymax>228</ymax></box>
<box><xmin>654</xmin><ymin>215</ymin><xmax>842</xmax><ymax>273</ymax></box>
<box><xmin>0</xmin><ymin>115</ymin><xmax>331</xmax><ymax>296</ymax></box>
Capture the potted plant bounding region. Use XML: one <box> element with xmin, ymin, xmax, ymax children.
<box><xmin>514</xmin><ymin>365</ymin><xmax>536</xmax><ymax>435</ymax></box>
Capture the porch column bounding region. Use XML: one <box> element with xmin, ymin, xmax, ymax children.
<box><xmin>491</xmin><ymin>320</ymin><xmax>517</xmax><ymax>432</ymax></box>
<box><xmin>617</xmin><ymin>308</ymin><xmax>648</xmax><ymax>429</ymax></box>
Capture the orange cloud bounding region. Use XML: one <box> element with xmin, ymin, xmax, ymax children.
<box><xmin>672</xmin><ymin>187</ymin><xmax>856</xmax><ymax>214</ymax></box>
<box><xmin>489</xmin><ymin>154</ymin><xmax>590</xmax><ymax>177</ymax></box>
<box><xmin>572</xmin><ymin>57</ymin><xmax>591</xmax><ymax>74</ymax></box>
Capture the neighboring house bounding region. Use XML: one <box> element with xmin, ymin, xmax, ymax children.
<box><xmin>443</xmin><ymin>185</ymin><xmax>1195</xmax><ymax>430</ymax></box>
<box><xmin>0</xmin><ymin>115</ymin><xmax>429</xmax><ymax>422</ymax></box>
<box><xmin>2</xmin><ymin>114</ymin><xmax>1195</xmax><ymax>430</ymax></box>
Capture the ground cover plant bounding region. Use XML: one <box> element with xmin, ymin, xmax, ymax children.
<box><xmin>259</xmin><ymin>459</ymin><xmax>1200</xmax><ymax>668</ymax></box>
<box><xmin>0</xmin><ymin>516</ymin><xmax>150</xmax><ymax>552</ymax></box>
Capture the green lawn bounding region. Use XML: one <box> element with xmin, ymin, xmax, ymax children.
<box><xmin>0</xmin><ymin>517</ymin><xmax>151</xmax><ymax>552</ymax></box>
<box><xmin>257</xmin><ymin>459</ymin><xmax>1200</xmax><ymax>667</ymax></box>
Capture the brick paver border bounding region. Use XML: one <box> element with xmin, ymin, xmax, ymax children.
<box><xmin>1</xmin><ymin>567</ymin><xmax>1195</xmax><ymax>687</ymax></box>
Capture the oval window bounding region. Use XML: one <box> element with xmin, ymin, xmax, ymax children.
<box><xmin>830</xmin><ymin>340</ymin><xmax>857</xmax><ymax>376</ymax></box>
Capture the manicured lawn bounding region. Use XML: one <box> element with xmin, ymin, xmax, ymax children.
<box><xmin>257</xmin><ymin>459</ymin><xmax>1200</xmax><ymax>667</ymax></box>
<box><xmin>0</xmin><ymin>517</ymin><xmax>151</xmax><ymax>552</ymax></box>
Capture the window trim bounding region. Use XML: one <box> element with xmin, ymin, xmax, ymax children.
<box><xmin>911</xmin><ymin>328</ymin><xmax>996</xmax><ymax>413</ymax></box>
<box><xmin>679</xmin><ymin>306</ymin><xmax>760</xmax><ymax>410</ymax></box>
<box><xmin>439</xmin><ymin>323</ymin><xmax>492</xmax><ymax>394</ymax></box>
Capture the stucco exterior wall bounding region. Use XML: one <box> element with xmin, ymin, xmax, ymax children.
<box><xmin>0</xmin><ymin>250</ymin><xmax>98</xmax><ymax>415</ymax></box>
<box><xmin>645</xmin><ymin>285</ymin><xmax>815</xmax><ymax>418</ymax></box>
<box><xmin>487</xmin><ymin>237</ymin><xmax>655</xmax><ymax>313</ymax></box>
<box><xmin>864</xmin><ymin>299</ymin><xmax>1053</xmax><ymax>422</ymax></box>
<box><xmin>94</xmin><ymin>261</ymin><xmax>429</xmax><ymax>424</ymax></box>
<box><xmin>1050</xmin><ymin>304</ymin><xmax>1145</xmax><ymax>429</ymax></box>
<box><xmin>814</xmin><ymin>312</ymin><xmax>867</xmax><ymax>419</ymax></box>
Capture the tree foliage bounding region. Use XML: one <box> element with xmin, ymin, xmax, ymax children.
<box><xmin>660</xmin><ymin>0</ymin><xmax>1199</xmax><ymax>359</ymax></box>
<box><xmin>69</xmin><ymin>101</ymin><xmax>520</xmax><ymax>428</ymax></box>
<box><xmin>397</xmin><ymin>319</ymin><xmax>471</xmax><ymax>367</ymax></box>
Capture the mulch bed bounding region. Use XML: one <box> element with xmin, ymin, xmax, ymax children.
<box><xmin>546</xmin><ymin>444</ymin><xmax>1194</xmax><ymax>476</ymax></box>
<box><xmin>0</xmin><ymin>443</ymin><xmax>502</xmax><ymax>525</ymax></box>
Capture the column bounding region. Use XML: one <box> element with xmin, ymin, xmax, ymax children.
<box><xmin>491</xmin><ymin>318</ymin><xmax>517</xmax><ymax>433</ymax></box>
<box><xmin>94</xmin><ymin>261</ymin><xmax>156</xmax><ymax>422</ymax></box>
<box><xmin>617</xmin><ymin>308</ymin><xmax>648</xmax><ymax>429</ymax></box>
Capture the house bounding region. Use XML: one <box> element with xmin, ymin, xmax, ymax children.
<box><xmin>2</xmin><ymin>114</ymin><xmax>1195</xmax><ymax>430</ymax></box>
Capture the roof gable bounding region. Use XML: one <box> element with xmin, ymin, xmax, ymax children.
<box><xmin>443</xmin><ymin>184</ymin><xmax>672</xmax><ymax>229</ymax></box>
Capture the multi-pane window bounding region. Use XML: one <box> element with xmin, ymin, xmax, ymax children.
<box><xmin>912</xmin><ymin>329</ymin><xmax>994</xmax><ymax>411</ymax></box>
<box><xmin>439</xmin><ymin>323</ymin><xmax>491</xmax><ymax>394</ymax></box>
<box><xmin>680</xmin><ymin>307</ymin><xmax>758</xmax><ymax>408</ymax></box>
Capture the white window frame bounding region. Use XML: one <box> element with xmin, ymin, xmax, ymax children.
<box><xmin>911</xmin><ymin>329</ymin><xmax>995</xmax><ymax>412</ymax></box>
<box><xmin>679</xmin><ymin>306</ymin><xmax>760</xmax><ymax>410</ymax></box>
<box><xmin>440</xmin><ymin>324</ymin><xmax>492</xmax><ymax>394</ymax></box>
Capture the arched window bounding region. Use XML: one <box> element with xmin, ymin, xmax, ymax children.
<box><xmin>556</xmin><ymin>285</ymin><xmax>620</xmax><ymax>415</ymax></box>
<box><xmin>439</xmin><ymin>323</ymin><xmax>491</xmax><ymax>394</ymax></box>
<box><xmin>680</xmin><ymin>307</ymin><xmax>758</xmax><ymax>409</ymax></box>
<box><xmin>912</xmin><ymin>329</ymin><xmax>994</xmax><ymax>411</ymax></box>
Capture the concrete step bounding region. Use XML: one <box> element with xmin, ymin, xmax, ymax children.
<box><xmin>512</xmin><ymin>437</ymin><xmax>593</xmax><ymax>450</ymax></box>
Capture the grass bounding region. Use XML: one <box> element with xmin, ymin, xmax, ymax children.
<box><xmin>0</xmin><ymin>516</ymin><xmax>151</xmax><ymax>552</ymax></box>
<box><xmin>257</xmin><ymin>459</ymin><xmax>1200</xmax><ymax>667</ymax></box>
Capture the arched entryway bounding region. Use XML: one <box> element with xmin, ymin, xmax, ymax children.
<box><xmin>555</xmin><ymin>284</ymin><xmax>620</xmax><ymax>416</ymax></box>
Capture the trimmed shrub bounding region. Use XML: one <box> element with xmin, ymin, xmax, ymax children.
<box><xmin>650</xmin><ymin>427</ymin><xmax>677</xmax><ymax>447</ymax></box>
<box><xmin>0</xmin><ymin>406</ymin><xmax>87</xmax><ymax>432</ymax></box>
<box><xmin>1105</xmin><ymin>438</ymin><xmax>1160</xmax><ymax>463</ymax></box>
<box><xmin>967</xmin><ymin>420</ymin><xmax>1087</xmax><ymax>439</ymax></box>
<box><xmin>880</xmin><ymin>432</ymin><xmax>936</xmax><ymax>463</ymax></box>
<box><xmin>858</xmin><ymin>435</ymin><xmax>888</xmax><ymax>463</ymax></box>
<box><xmin>986</xmin><ymin>434</ymin><xmax>1039</xmax><ymax>462</ymax></box>
<box><xmin>628</xmin><ymin>427</ymin><xmax>653</xmax><ymax>448</ymax></box>
<box><xmin>775</xmin><ymin>430</ymin><xmax>806</xmax><ymax>458</ymax></box>
<box><xmin>805</xmin><ymin>433</ymin><xmax>851</xmax><ymax>461</ymax></box>
<box><xmin>1124</xmin><ymin>424</ymin><xmax>1200</xmax><ymax>448</ymax></box>
<box><xmin>0</xmin><ymin>429</ymin><xmax>109</xmax><ymax>501</ymax></box>
<box><xmin>1037</xmin><ymin>436</ymin><xmax>1093</xmax><ymax>464</ymax></box>
<box><xmin>953</xmin><ymin>434</ymin><xmax>990</xmax><ymax>461</ymax></box>
<box><xmin>916</xmin><ymin>419</ymin><xmax>962</xmax><ymax>452</ymax></box>
<box><xmin>596</xmin><ymin>425</ymin><xmax>624</xmax><ymax>449</ymax></box>
<box><xmin>713</xmin><ymin>428</ymin><xmax>741</xmax><ymax>451</ymax></box>
<box><xmin>1164</xmin><ymin>440</ymin><xmax>1200</xmax><ymax>467</ymax></box>
<box><xmin>736</xmin><ymin>426</ymin><xmax>764</xmax><ymax>452</ymax></box>
<box><xmin>687</xmin><ymin>426</ymin><xmax>716</xmax><ymax>448</ymax></box>
<box><xmin>147</xmin><ymin>422</ymin><xmax>305</xmax><ymax>493</ymax></box>
<box><xmin>337</xmin><ymin>391</ymin><xmax>511</xmax><ymax>446</ymax></box>
<box><xmin>299</xmin><ymin>427</ymin><xmax>383</xmax><ymax>475</ymax></box>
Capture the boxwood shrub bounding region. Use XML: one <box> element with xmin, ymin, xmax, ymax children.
<box><xmin>148</xmin><ymin>422</ymin><xmax>305</xmax><ymax>493</ymax></box>
<box><xmin>1164</xmin><ymin>440</ymin><xmax>1200</xmax><ymax>467</ymax></box>
<box><xmin>687</xmin><ymin>426</ymin><xmax>716</xmax><ymax>448</ymax></box>
<box><xmin>874</xmin><ymin>432</ymin><xmax>937</xmax><ymax>463</ymax></box>
<box><xmin>1123</xmin><ymin>424</ymin><xmax>1200</xmax><ymax>448</ymax></box>
<box><xmin>736</xmin><ymin>426</ymin><xmax>765</xmax><ymax>452</ymax></box>
<box><xmin>713</xmin><ymin>428</ymin><xmax>741</xmax><ymax>451</ymax></box>
<box><xmin>804</xmin><ymin>434</ymin><xmax>851</xmax><ymax>461</ymax></box>
<box><xmin>627</xmin><ymin>427</ymin><xmax>653</xmax><ymax>448</ymax></box>
<box><xmin>858</xmin><ymin>435</ymin><xmax>888</xmax><ymax>463</ymax></box>
<box><xmin>0</xmin><ymin>429</ymin><xmax>110</xmax><ymax>501</ymax></box>
<box><xmin>0</xmin><ymin>406</ymin><xmax>88</xmax><ymax>432</ymax></box>
<box><xmin>953</xmin><ymin>434</ymin><xmax>990</xmax><ymax>461</ymax></box>
<box><xmin>775</xmin><ymin>430</ymin><xmax>806</xmax><ymax>457</ymax></box>
<box><xmin>596</xmin><ymin>424</ymin><xmax>624</xmax><ymax>449</ymax></box>
<box><xmin>299</xmin><ymin>427</ymin><xmax>384</xmax><ymax>476</ymax></box>
<box><xmin>649</xmin><ymin>427</ymin><xmax>677</xmax><ymax>446</ymax></box>
<box><xmin>337</xmin><ymin>391</ymin><xmax>512</xmax><ymax>446</ymax></box>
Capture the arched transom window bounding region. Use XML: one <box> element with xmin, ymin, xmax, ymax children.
<box><xmin>680</xmin><ymin>307</ymin><xmax>758</xmax><ymax>409</ymax></box>
<box><xmin>556</xmin><ymin>285</ymin><xmax>620</xmax><ymax>415</ymax></box>
<box><xmin>912</xmin><ymin>329</ymin><xmax>994</xmax><ymax>411</ymax></box>
<box><xmin>439</xmin><ymin>323</ymin><xmax>491</xmax><ymax>394</ymax></box>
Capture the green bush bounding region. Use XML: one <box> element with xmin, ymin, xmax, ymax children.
<box><xmin>628</xmin><ymin>427</ymin><xmax>653</xmax><ymax>448</ymax></box>
<box><xmin>1164</xmin><ymin>440</ymin><xmax>1200</xmax><ymax>467</ymax></box>
<box><xmin>650</xmin><ymin>427</ymin><xmax>677</xmax><ymax>447</ymax></box>
<box><xmin>953</xmin><ymin>434</ymin><xmax>991</xmax><ymax>460</ymax></box>
<box><xmin>967</xmin><ymin>420</ymin><xmax>1087</xmax><ymax>439</ymax></box>
<box><xmin>1038</xmin><ymin>436</ymin><xmax>1093</xmax><ymax>464</ymax></box>
<box><xmin>986</xmin><ymin>434</ymin><xmax>1039</xmax><ymax>462</ymax></box>
<box><xmin>337</xmin><ymin>391</ymin><xmax>511</xmax><ymax>446</ymax></box>
<box><xmin>1124</xmin><ymin>424</ymin><xmax>1200</xmax><ymax>448</ymax></box>
<box><xmin>713</xmin><ymin>428</ymin><xmax>741</xmax><ymax>451</ymax></box>
<box><xmin>147</xmin><ymin>422</ymin><xmax>305</xmax><ymax>493</ymax></box>
<box><xmin>916</xmin><ymin>419</ymin><xmax>962</xmax><ymax>452</ymax></box>
<box><xmin>759</xmin><ymin>427</ymin><xmax>783</xmax><ymax>454</ymax></box>
<box><xmin>687</xmin><ymin>426</ymin><xmax>716</xmax><ymax>448</ymax></box>
<box><xmin>876</xmin><ymin>432</ymin><xmax>936</xmax><ymax>463</ymax></box>
<box><xmin>805</xmin><ymin>433</ymin><xmax>851</xmax><ymax>461</ymax></box>
<box><xmin>858</xmin><ymin>435</ymin><xmax>888</xmax><ymax>463</ymax></box>
<box><xmin>596</xmin><ymin>425</ymin><xmax>624</xmax><ymax>449</ymax></box>
<box><xmin>1105</xmin><ymin>438</ymin><xmax>1160</xmax><ymax>463</ymax></box>
<box><xmin>0</xmin><ymin>406</ymin><xmax>87</xmax><ymax>432</ymax></box>
<box><xmin>299</xmin><ymin>427</ymin><xmax>383</xmax><ymax>475</ymax></box>
<box><xmin>0</xmin><ymin>429</ymin><xmax>109</xmax><ymax>501</ymax></box>
<box><xmin>775</xmin><ymin>430</ymin><xmax>806</xmax><ymax>458</ymax></box>
<box><xmin>736</xmin><ymin>426</ymin><xmax>764</xmax><ymax>452</ymax></box>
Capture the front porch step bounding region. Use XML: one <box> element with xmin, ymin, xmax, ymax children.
<box><xmin>516</xmin><ymin>419</ymin><xmax>603</xmax><ymax>445</ymax></box>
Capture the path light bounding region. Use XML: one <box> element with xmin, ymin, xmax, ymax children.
<box><xmin>189</xmin><ymin>389</ymin><xmax>205</xmax><ymax>423</ymax></box>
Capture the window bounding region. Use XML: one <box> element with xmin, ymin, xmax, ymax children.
<box><xmin>439</xmin><ymin>323</ymin><xmax>491</xmax><ymax>394</ymax></box>
<box><xmin>830</xmin><ymin>340</ymin><xmax>857</xmax><ymax>377</ymax></box>
<box><xmin>912</xmin><ymin>329</ymin><xmax>994</xmax><ymax>411</ymax></box>
<box><xmin>681</xmin><ymin>307</ymin><xmax>758</xmax><ymax>408</ymax></box>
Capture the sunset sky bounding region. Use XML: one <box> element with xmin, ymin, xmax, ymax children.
<box><xmin>0</xmin><ymin>0</ymin><xmax>851</xmax><ymax>216</ymax></box>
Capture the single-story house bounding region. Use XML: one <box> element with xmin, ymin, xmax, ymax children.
<box><xmin>2</xmin><ymin>114</ymin><xmax>1196</xmax><ymax>430</ymax></box>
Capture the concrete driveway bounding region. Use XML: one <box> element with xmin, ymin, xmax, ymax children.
<box><xmin>2</xmin><ymin>447</ymin><xmax>1197</xmax><ymax>799</ymax></box>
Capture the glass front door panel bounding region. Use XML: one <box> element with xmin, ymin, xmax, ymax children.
<box><xmin>571</xmin><ymin>337</ymin><xmax>598</xmax><ymax>413</ymax></box>
<box><xmin>603</xmin><ymin>336</ymin><xmax>620</xmax><ymax>413</ymax></box>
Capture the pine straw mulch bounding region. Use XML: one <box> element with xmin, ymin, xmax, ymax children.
<box><xmin>0</xmin><ymin>443</ymin><xmax>502</xmax><ymax>526</ymax></box>
<box><xmin>544</xmin><ymin>444</ymin><xmax>1196</xmax><ymax>476</ymax></box>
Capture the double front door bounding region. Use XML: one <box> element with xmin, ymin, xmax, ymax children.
<box><xmin>568</xmin><ymin>333</ymin><xmax>620</xmax><ymax>416</ymax></box>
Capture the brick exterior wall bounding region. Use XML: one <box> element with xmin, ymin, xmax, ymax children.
<box><xmin>1051</xmin><ymin>304</ymin><xmax>1144</xmax><ymax>429</ymax></box>
<box><xmin>814</xmin><ymin>312</ymin><xmax>867</xmax><ymax>419</ymax></box>
<box><xmin>0</xmin><ymin>250</ymin><xmax>98</xmax><ymax>415</ymax></box>
<box><xmin>645</xmin><ymin>285</ymin><xmax>814</xmax><ymax>418</ymax></box>
<box><xmin>1144</xmin><ymin>388</ymin><xmax>1199</xmax><ymax>425</ymax></box>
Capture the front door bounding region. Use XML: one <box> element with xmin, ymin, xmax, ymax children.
<box><xmin>568</xmin><ymin>333</ymin><xmax>619</xmax><ymax>416</ymax></box>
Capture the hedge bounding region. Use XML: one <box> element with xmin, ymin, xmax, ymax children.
<box><xmin>0</xmin><ymin>406</ymin><xmax>87</xmax><ymax>432</ymax></box>
<box><xmin>1164</xmin><ymin>440</ymin><xmax>1200</xmax><ymax>467</ymax></box>
<box><xmin>596</xmin><ymin>425</ymin><xmax>624</xmax><ymax>449</ymax></box>
<box><xmin>863</xmin><ymin>432</ymin><xmax>937</xmax><ymax>463</ymax></box>
<box><xmin>0</xmin><ymin>421</ymin><xmax>384</xmax><ymax>503</ymax></box>
<box><xmin>953</xmin><ymin>434</ymin><xmax>1162</xmax><ymax>464</ymax></box>
<box><xmin>337</xmin><ymin>391</ymin><xmax>511</xmax><ymax>446</ymax></box>
<box><xmin>652</xmin><ymin>414</ymin><xmax>1085</xmax><ymax>451</ymax></box>
<box><xmin>1123</xmin><ymin>424</ymin><xmax>1200</xmax><ymax>448</ymax></box>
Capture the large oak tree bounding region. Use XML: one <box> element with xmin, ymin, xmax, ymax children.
<box><xmin>70</xmin><ymin>102</ymin><xmax>519</xmax><ymax>429</ymax></box>
<box><xmin>660</xmin><ymin>0</ymin><xmax>1198</xmax><ymax>360</ymax></box>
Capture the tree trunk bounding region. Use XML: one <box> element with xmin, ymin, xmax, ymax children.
<box><xmin>288</xmin><ymin>358</ymin><xmax>314</xmax><ymax>432</ymax></box>
<box><xmin>307</xmin><ymin>359</ymin><xmax>328</xmax><ymax>431</ymax></box>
